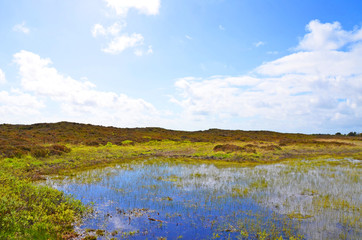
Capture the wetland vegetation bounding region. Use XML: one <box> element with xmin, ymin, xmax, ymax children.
<box><xmin>0</xmin><ymin>122</ymin><xmax>361</xmax><ymax>239</ymax></box>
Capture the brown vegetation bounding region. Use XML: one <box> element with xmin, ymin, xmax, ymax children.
<box><xmin>213</xmin><ymin>144</ymin><xmax>243</xmax><ymax>153</ymax></box>
<box><xmin>0</xmin><ymin>121</ymin><xmax>360</xmax><ymax>159</ymax></box>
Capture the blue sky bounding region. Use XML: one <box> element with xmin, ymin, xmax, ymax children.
<box><xmin>1</xmin><ymin>0</ymin><xmax>361</xmax><ymax>133</ymax></box>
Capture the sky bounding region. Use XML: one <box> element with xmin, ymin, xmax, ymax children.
<box><xmin>0</xmin><ymin>0</ymin><xmax>361</xmax><ymax>134</ymax></box>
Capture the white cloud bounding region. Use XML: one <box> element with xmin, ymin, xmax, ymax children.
<box><xmin>172</xmin><ymin>20</ymin><xmax>362</xmax><ymax>132</ymax></box>
<box><xmin>0</xmin><ymin>89</ymin><xmax>44</xmax><ymax>121</ymax></box>
<box><xmin>12</xmin><ymin>50</ymin><xmax>159</xmax><ymax>126</ymax></box>
<box><xmin>185</xmin><ymin>35</ymin><xmax>192</xmax><ymax>40</ymax></box>
<box><xmin>297</xmin><ymin>19</ymin><xmax>362</xmax><ymax>51</ymax></box>
<box><xmin>94</xmin><ymin>1</ymin><xmax>159</xmax><ymax>55</ymax></box>
<box><xmin>104</xmin><ymin>0</ymin><xmax>161</xmax><ymax>17</ymax></box>
<box><xmin>91</xmin><ymin>22</ymin><xmax>145</xmax><ymax>54</ymax></box>
<box><xmin>0</xmin><ymin>69</ymin><xmax>6</xmax><ymax>83</ymax></box>
<box><xmin>147</xmin><ymin>45</ymin><xmax>153</xmax><ymax>54</ymax></box>
<box><xmin>134</xmin><ymin>49</ymin><xmax>143</xmax><ymax>56</ymax></box>
<box><xmin>91</xmin><ymin>22</ymin><xmax>144</xmax><ymax>54</ymax></box>
<box><xmin>134</xmin><ymin>45</ymin><xmax>153</xmax><ymax>56</ymax></box>
<box><xmin>102</xmin><ymin>33</ymin><xmax>144</xmax><ymax>54</ymax></box>
<box><xmin>13</xmin><ymin>22</ymin><xmax>30</xmax><ymax>34</ymax></box>
<box><xmin>257</xmin><ymin>46</ymin><xmax>362</xmax><ymax>77</ymax></box>
<box><xmin>92</xmin><ymin>22</ymin><xmax>126</xmax><ymax>37</ymax></box>
<box><xmin>254</xmin><ymin>41</ymin><xmax>265</xmax><ymax>47</ymax></box>
<box><xmin>92</xmin><ymin>24</ymin><xmax>106</xmax><ymax>37</ymax></box>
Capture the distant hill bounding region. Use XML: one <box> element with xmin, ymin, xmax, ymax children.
<box><xmin>0</xmin><ymin>121</ymin><xmax>351</xmax><ymax>158</ymax></box>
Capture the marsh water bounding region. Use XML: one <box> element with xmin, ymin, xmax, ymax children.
<box><xmin>44</xmin><ymin>158</ymin><xmax>361</xmax><ymax>240</ymax></box>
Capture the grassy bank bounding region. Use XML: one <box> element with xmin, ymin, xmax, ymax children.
<box><xmin>0</xmin><ymin>168</ymin><xmax>86</xmax><ymax>239</ymax></box>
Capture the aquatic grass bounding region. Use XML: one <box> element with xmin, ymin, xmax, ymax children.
<box><xmin>235</xmin><ymin>158</ymin><xmax>362</xmax><ymax>239</ymax></box>
<box><xmin>42</xmin><ymin>160</ymin><xmax>313</xmax><ymax>239</ymax></box>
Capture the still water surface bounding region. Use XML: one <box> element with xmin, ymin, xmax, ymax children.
<box><xmin>44</xmin><ymin>159</ymin><xmax>361</xmax><ymax>239</ymax></box>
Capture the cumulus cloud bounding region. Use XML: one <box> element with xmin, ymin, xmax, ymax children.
<box><xmin>134</xmin><ymin>45</ymin><xmax>153</xmax><ymax>56</ymax></box>
<box><xmin>92</xmin><ymin>22</ymin><xmax>126</xmax><ymax>37</ymax></box>
<box><xmin>13</xmin><ymin>22</ymin><xmax>30</xmax><ymax>34</ymax></box>
<box><xmin>297</xmin><ymin>19</ymin><xmax>362</xmax><ymax>51</ymax></box>
<box><xmin>12</xmin><ymin>50</ymin><xmax>158</xmax><ymax>126</ymax></box>
<box><xmin>0</xmin><ymin>89</ymin><xmax>44</xmax><ymax>122</ymax></box>
<box><xmin>92</xmin><ymin>22</ymin><xmax>145</xmax><ymax>54</ymax></box>
<box><xmin>102</xmin><ymin>33</ymin><xmax>144</xmax><ymax>54</ymax></box>
<box><xmin>172</xmin><ymin>76</ymin><xmax>263</xmax><ymax>119</ymax></box>
<box><xmin>0</xmin><ymin>69</ymin><xmax>6</xmax><ymax>84</ymax></box>
<box><xmin>93</xmin><ymin>1</ymin><xmax>160</xmax><ymax>55</ymax></box>
<box><xmin>172</xmin><ymin>20</ymin><xmax>362</xmax><ymax>132</ymax></box>
<box><xmin>104</xmin><ymin>0</ymin><xmax>161</xmax><ymax>17</ymax></box>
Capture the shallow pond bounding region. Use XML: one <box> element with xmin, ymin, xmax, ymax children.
<box><xmin>44</xmin><ymin>158</ymin><xmax>361</xmax><ymax>240</ymax></box>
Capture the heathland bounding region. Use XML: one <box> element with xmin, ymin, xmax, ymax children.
<box><xmin>0</xmin><ymin>122</ymin><xmax>361</xmax><ymax>239</ymax></box>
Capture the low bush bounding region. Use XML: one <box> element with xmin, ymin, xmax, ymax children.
<box><xmin>213</xmin><ymin>144</ymin><xmax>243</xmax><ymax>153</ymax></box>
<box><xmin>0</xmin><ymin>170</ymin><xmax>86</xmax><ymax>239</ymax></box>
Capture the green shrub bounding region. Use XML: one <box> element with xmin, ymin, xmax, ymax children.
<box><xmin>0</xmin><ymin>170</ymin><xmax>86</xmax><ymax>239</ymax></box>
<box><xmin>347</xmin><ymin>132</ymin><xmax>357</xmax><ymax>136</ymax></box>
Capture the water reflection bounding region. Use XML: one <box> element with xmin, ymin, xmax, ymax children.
<box><xmin>44</xmin><ymin>159</ymin><xmax>361</xmax><ymax>239</ymax></box>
